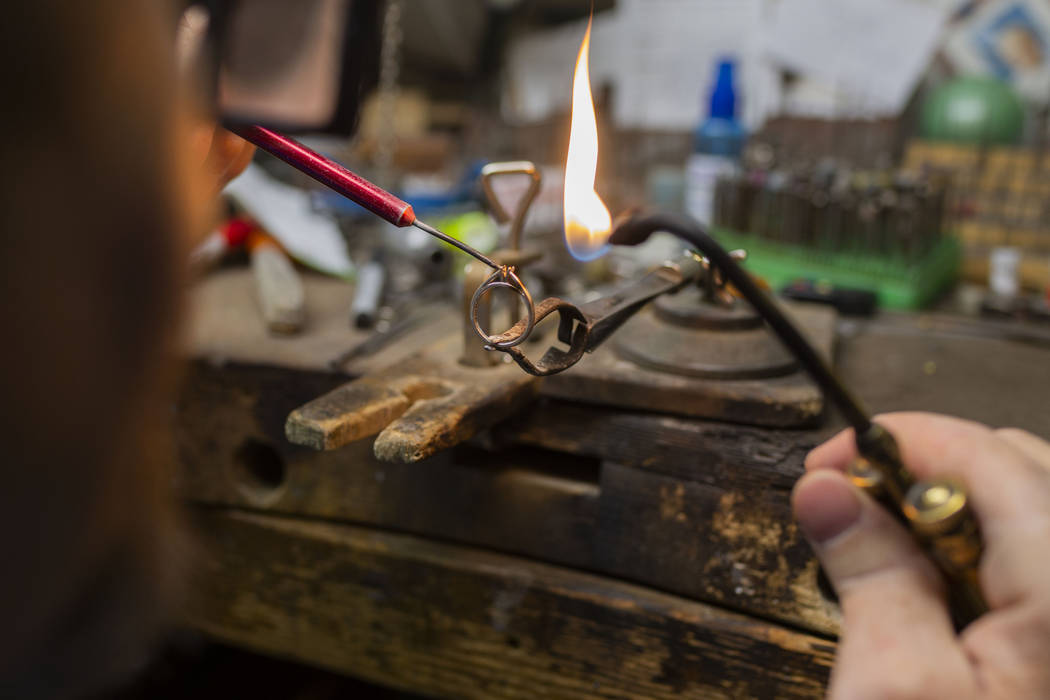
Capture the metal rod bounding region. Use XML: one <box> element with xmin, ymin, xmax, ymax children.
<box><xmin>610</xmin><ymin>211</ymin><xmax>872</xmax><ymax>433</ymax></box>
<box><xmin>412</xmin><ymin>220</ymin><xmax>500</xmax><ymax>270</ymax></box>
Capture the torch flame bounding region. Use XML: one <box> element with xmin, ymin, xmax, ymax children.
<box><xmin>563</xmin><ymin>17</ymin><xmax>611</xmax><ymax>262</ymax></box>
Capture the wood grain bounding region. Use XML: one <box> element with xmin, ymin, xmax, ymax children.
<box><xmin>189</xmin><ymin>509</ymin><xmax>834</xmax><ymax>699</ymax></box>
<box><xmin>176</xmin><ymin>361</ymin><xmax>839</xmax><ymax>636</ymax></box>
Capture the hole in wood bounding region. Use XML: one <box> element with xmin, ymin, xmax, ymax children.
<box><xmin>231</xmin><ymin>438</ymin><xmax>287</xmax><ymax>505</ymax></box>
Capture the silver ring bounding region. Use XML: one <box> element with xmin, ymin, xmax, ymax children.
<box><xmin>469</xmin><ymin>267</ymin><xmax>535</xmax><ymax>349</ymax></box>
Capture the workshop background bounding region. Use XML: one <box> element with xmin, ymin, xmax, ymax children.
<box><xmin>156</xmin><ymin>0</ymin><xmax>1050</xmax><ymax>698</ymax></box>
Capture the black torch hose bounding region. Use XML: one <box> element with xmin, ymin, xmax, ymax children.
<box><xmin>611</xmin><ymin>212</ymin><xmax>990</xmax><ymax>627</ymax></box>
<box><xmin>610</xmin><ymin>211</ymin><xmax>872</xmax><ymax>434</ymax></box>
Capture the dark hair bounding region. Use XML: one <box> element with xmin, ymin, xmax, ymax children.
<box><xmin>0</xmin><ymin>1</ymin><xmax>186</xmax><ymax>696</ymax></box>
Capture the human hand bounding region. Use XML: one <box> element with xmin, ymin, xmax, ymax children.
<box><xmin>793</xmin><ymin>412</ymin><xmax>1050</xmax><ymax>698</ymax></box>
<box><xmin>176</xmin><ymin>5</ymin><xmax>255</xmax><ymax>194</ymax></box>
<box><xmin>173</xmin><ymin>6</ymin><xmax>256</xmax><ymax>248</ymax></box>
<box><xmin>190</xmin><ymin>125</ymin><xmax>255</xmax><ymax>192</ymax></box>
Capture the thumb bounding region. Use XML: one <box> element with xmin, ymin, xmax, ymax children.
<box><xmin>793</xmin><ymin>470</ymin><xmax>973</xmax><ymax>697</ymax></box>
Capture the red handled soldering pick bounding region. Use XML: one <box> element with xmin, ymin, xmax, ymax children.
<box><xmin>230</xmin><ymin>126</ymin><xmax>500</xmax><ymax>271</ymax></box>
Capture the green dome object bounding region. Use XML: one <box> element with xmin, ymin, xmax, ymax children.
<box><xmin>920</xmin><ymin>77</ymin><xmax>1024</xmax><ymax>145</ymax></box>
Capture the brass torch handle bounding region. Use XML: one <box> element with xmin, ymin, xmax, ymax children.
<box><xmin>847</xmin><ymin>460</ymin><xmax>987</xmax><ymax>628</ymax></box>
<box><xmin>902</xmin><ymin>479</ymin><xmax>988</xmax><ymax>626</ymax></box>
<box><xmin>847</xmin><ymin>457</ymin><xmax>897</xmax><ymax>514</ymax></box>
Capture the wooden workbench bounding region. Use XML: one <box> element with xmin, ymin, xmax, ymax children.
<box><xmin>177</xmin><ymin>268</ymin><xmax>1050</xmax><ymax>698</ymax></box>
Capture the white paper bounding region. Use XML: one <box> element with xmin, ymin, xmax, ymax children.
<box><xmin>502</xmin><ymin>11</ymin><xmax>622</xmax><ymax>124</ymax></box>
<box><xmin>502</xmin><ymin>0</ymin><xmax>780</xmax><ymax>131</ymax></box>
<box><xmin>224</xmin><ymin>163</ymin><xmax>355</xmax><ymax>279</ymax></box>
<box><xmin>764</xmin><ymin>0</ymin><xmax>952</xmax><ymax>116</ymax></box>
<box><xmin>613</xmin><ymin>0</ymin><xmax>778</xmax><ymax>130</ymax></box>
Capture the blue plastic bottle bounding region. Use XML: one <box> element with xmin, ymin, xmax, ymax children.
<box><xmin>685</xmin><ymin>59</ymin><xmax>746</xmax><ymax>224</ymax></box>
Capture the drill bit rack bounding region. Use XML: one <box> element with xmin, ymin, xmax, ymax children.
<box><xmin>712</xmin><ymin>171</ymin><xmax>961</xmax><ymax>309</ymax></box>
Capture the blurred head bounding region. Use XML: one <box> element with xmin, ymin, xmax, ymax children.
<box><xmin>0</xmin><ymin>1</ymin><xmax>198</xmax><ymax>695</ymax></box>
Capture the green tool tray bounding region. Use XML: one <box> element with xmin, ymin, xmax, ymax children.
<box><xmin>712</xmin><ymin>227</ymin><xmax>961</xmax><ymax>310</ymax></box>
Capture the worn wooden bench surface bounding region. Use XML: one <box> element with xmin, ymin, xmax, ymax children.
<box><xmin>178</xmin><ymin>362</ymin><xmax>838</xmax><ymax>635</ymax></box>
<box><xmin>178</xmin><ymin>269</ymin><xmax>1050</xmax><ymax>697</ymax></box>
<box><xmin>190</xmin><ymin>509</ymin><xmax>835</xmax><ymax>698</ymax></box>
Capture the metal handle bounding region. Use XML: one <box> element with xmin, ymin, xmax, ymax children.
<box><xmin>480</xmin><ymin>161</ymin><xmax>542</xmax><ymax>251</ymax></box>
<box><xmin>847</xmin><ymin>456</ymin><xmax>988</xmax><ymax>628</ymax></box>
<box><xmin>902</xmin><ymin>479</ymin><xmax>988</xmax><ymax>626</ymax></box>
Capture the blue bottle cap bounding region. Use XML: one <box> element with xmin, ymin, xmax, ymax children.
<box><xmin>709</xmin><ymin>59</ymin><xmax>737</xmax><ymax>120</ymax></box>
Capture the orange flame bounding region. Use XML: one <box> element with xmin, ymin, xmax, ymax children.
<box><xmin>563</xmin><ymin>17</ymin><xmax>610</xmax><ymax>261</ymax></box>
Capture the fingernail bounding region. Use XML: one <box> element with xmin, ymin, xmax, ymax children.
<box><xmin>793</xmin><ymin>472</ymin><xmax>862</xmax><ymax>544</ymax></box>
